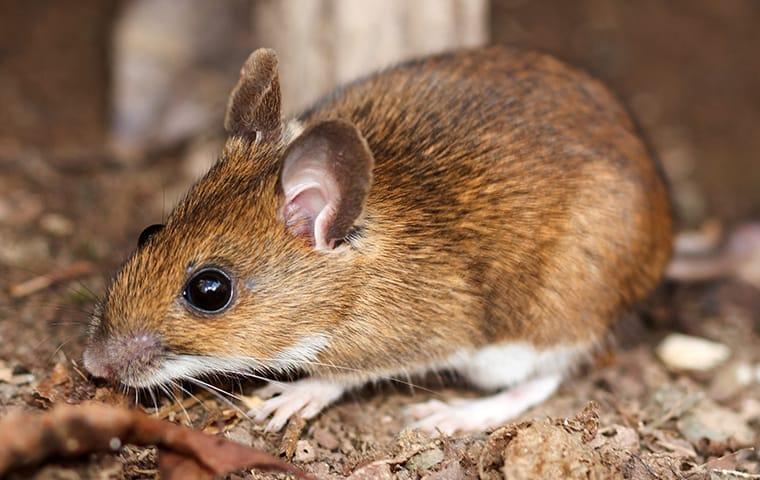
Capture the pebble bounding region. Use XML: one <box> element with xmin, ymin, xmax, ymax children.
<box><xmin>656</xmin><ymin>333</ymin><xmax>730</xmax><ymax>371</ymax></box>
<box><xmin>294</xmin><ymin>440</ymin><xmax>316</xmax><ymax>463</ymax></box>
<box><xmin>348</xmin><ymin>462</ymin><xmax>393</xmax><ymax>480</ymax></box>
<box><xmin>339</xmin><ymin>438</ymin><xmax>355</xmax><ymax>454</ymax></box>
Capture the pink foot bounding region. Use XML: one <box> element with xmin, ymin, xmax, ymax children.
<box><xmin>249</xmin><ymin>378</ymin><xmax>345</xmax><ymax>432</ymax></box>
<box><xmin>406</xmin><ymin>374</ymin><xmax>561</xmax><ymax>435</ymax></box>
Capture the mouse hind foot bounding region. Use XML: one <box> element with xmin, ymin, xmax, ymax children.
<box><xmin>404</xmin><ymin>341</ymin><xmax>587</xmax><ymax>434</ymax></box>
<box><xmin>405</xmin><ymin>373</ymin><xmax>562</xmax><ymax>435</ymax></box>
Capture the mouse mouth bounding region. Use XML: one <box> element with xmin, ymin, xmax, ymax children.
<box><xmin>119</xmin><ymin>354</ymin><xmax>266</xmax><ymax>388</ymax></box>
<box><xmin>84</xmin><ymin>334</ymin><xmax>330</xmax><ymax>389</ymax></box>
<box><xmin>127</xmin><ymin>334</ymin><xmax>333</xmax><ymax>387</ymax></box>
<box><xmin>82</xmin><ymin>334</ymin><xmax>265</xmax><ymax>389</ymax></box>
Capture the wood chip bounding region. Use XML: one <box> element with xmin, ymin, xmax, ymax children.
<box><xmin>279</xmin><ymin>414</ymin><xmax>307</xmax><ymax>460</ymax></box>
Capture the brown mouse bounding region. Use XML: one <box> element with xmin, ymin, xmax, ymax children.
<box><xmin>83</xmin><ymin>46</ymin><xmax>672</xmax><ymax>434</ymax></box>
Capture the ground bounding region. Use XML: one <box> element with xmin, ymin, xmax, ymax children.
<box><xmin>0</xmin><ymin>147</ymin><xmax>759</xmax><ymax>479</ymax></box>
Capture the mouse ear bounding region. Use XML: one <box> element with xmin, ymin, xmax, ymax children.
<box><xmin>280</xmin><ymin>119</ymin><xmax>374</xmax><ymax>250</ymax></box>
<box><xmin>224</xmin><ymin>48</ymin><xmax>281</xmax><ymax>138</ymax></box>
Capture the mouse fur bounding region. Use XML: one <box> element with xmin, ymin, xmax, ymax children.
<box><xmin>84</xmin><ymin>46</ymin><xmax>672</xmax><ymax>433</ymax></box>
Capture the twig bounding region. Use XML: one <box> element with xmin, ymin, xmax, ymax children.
<box><xmin>9</xmin><ymin>261</ymin><xmax>95</xmax><ymax>298</ymax></box>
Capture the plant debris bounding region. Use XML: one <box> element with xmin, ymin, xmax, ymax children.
<box><xmin>0</xmin><ymin>403</ymin><xmax>311</xmax><ymax>479</ymax></box>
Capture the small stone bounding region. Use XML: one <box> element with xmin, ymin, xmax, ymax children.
<box><xmin>339</xmin><ymin>439</ymin><xmax>355</xmax><ymax>454</ymax></box>
<box><xmin>293</xmin><ymin>440</ymin><xmax>316</xmax><ymax>463</ymax></box>
<box><xmin>406</xmin><ymin>448</ymin><xmax>445</xmax><ymax>472</ymax></box>
<box><xmin>656</xmin><ymin>333</ymin><xmax>730</xmax><ymax>372</ymax></box>
<box><xmin>348</xmin><ymin>462</ymin><xmax>393</xmax><ymax>480</ymax></box>
<box><xmin>313</xmin><ymin>427</ymin><xmax>339</xmax><ymax>451</ymax></box>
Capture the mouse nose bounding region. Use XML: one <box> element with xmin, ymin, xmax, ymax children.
<box><xmin>82</xmin><ymin>332</ymin><xmax>163</xmax><ymax>384</ymax></box>
<box><xmin>82</xmin><ymin>341</ymin><xmax>112</xmax><ymax>379</ymax></box>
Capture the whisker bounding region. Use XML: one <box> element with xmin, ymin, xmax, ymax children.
<box><xmin>158</xmin><ymin>383</ymin><xmax>191</xmax><ymax>426</ymax></box>
<box><xmin>49</xmin><ymin>321</ymin><xmax>90</xmax><ymax>327</ymax></box>
<box><xmin>73</xmin><ymin>280</ymin><xmax>101</xmax><ymax>303</ymax></box>
<box><xmin>147</xmin><ymin>386</ymin><xmax>159</xmax><ymax>414</ymax></box>
<box><xmin>2</xmin><ymin>300</ymin><xmax>96</xmax><ymax>317</ymax></box>
<box><xmin>222</xmin><ymin>369</ymin><xmax>286</xmax><ymax>388</ymax></box>
<box><xmin>266</xmin><ymin>357</ymin><xmax>441</xmax><ymax>396</ymax></box>
<box><xmin>185</xmin><ymin>377</ymin><xmax>251</xmax><ymax>421</ymax></box>
<box><xmin>48</xmin><ymin>336</ymin><xmax>78</xmax><ymax>362</ymax></box>
<box><xmin>172</xmin><ymin>382</ymin><xmax>212</xmax><ymax>415</ymax></box>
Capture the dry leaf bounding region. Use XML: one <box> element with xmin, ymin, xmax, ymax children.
<box><xmin>0</xmin><ymin>402</ymin><xmax>313</xmax><ymax>479</ymax></box>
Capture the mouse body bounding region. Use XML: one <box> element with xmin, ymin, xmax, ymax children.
<box><xmin>84</xmin><ymin>46</ymin><xmax>672</xmax><ymax>433</ymax></box>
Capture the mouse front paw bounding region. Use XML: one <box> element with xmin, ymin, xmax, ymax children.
<box><xmin>249</xmin><ymin>378</ymin><xmax>345</xmax><ymax>432</ymax></box>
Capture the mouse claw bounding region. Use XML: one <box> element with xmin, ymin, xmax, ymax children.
<box><xmin>248</xmin><ymin>378</ymin><xmax>345</xmax><ymax>432</ymax></box>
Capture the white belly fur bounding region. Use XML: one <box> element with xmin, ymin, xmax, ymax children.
<box><xmin>446</xmin><ymin>342</ymin><xmax>589</xmax><ymax>391</ymax></box>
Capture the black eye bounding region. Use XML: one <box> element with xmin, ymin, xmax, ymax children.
<box><xmin>183</xmin><ymin>268</ymin><xmax>233</xmax><ymax>313</ymax></box>
<box><xmin>138</xmin><ymin>224</ymin><xmax>165</xmax><ymax>248</ymax></box>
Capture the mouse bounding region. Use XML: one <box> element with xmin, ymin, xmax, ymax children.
<box><xmin>83</xmin><ymin>46</ymin><xmax>673</xmax><ymax>434</ymax></box>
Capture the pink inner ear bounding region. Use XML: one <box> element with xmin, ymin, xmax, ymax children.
<box><xmin>282</xmin><ymin>164</ymin><xmax>341</xmax><ymax>250</ymax></box>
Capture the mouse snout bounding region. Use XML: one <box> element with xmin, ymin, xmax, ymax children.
<box><xmin>82</xmin><ymin>332</ymin><xmax>163</xmax><ymax>385</ymax></box>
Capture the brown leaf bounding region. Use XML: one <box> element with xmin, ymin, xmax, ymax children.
<box><xmin>0</xmin><ymin>402</ymin><xmax>313</xmax><ymax>479</ymax></box>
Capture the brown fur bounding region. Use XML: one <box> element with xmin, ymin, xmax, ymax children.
<box><xmin>87</xmin><ymin>46</ymin><xmax>672</xmax><ymax>385</ymax></box>
<box><xmin>224</xmin><ymin>48</ymin><xmax>281</xmax><ymax>137</ymax></box>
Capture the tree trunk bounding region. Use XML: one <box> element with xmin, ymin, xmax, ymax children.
<box><xmin>253</xmin><ymin>0</ymin><xmax>489</xmax><ymax>114</ymax></box>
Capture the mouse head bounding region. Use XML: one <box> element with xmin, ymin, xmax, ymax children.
<box><xmin>83</xmin><ymin>49</ymin><xmax>375</xmax><ymax>388</ymax></box>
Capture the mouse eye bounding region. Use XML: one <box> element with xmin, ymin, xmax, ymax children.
<box><xmin>138</xmin><ymin>224</ymin><xmax>165</xmax><ymax>248</ymax></box>
<box><xmin>183</xmin><ymin>268</ymin><xmax>233</xmax><ymax>314</ymax></box>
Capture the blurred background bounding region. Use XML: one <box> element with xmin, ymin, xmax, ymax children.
<box><xmin>1</xmin><ymin>0</ymin><xmax>759</xmax><ymax>364</ymax></box>
<box><xmin>2</xmin><ymin>0</ymin><xmax>759</xmax><ymax>222</ymax></box>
